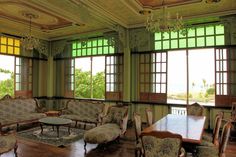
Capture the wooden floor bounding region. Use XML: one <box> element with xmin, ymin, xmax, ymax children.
<box><xmin>2</xmin><ymin>127</ymin><xmax>236</xmax><ymax>157</ymax></box>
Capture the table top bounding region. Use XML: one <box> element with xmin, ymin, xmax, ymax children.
<box><xmin>39</xmin><ymin>117</ymin><xmax>72</xmax><ymax>125</ymax></box>
<box><xmin>142</xmin><ymin>114</ymin><xmax>206</xmax><ymax>144</ymax></box>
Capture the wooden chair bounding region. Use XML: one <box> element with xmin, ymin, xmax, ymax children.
<box><xmin>196</xmin><ymin>120</ymin><xmax>232</xmax><ymax>157</ymax></box>
<box><xmin>187</xmin><ymin>102</ymin><xmax>204</xmax><ymax>116</ymax></box>
<box><xmin>133</xmin><ymin>112</ymin><xmax>143</xmax><ymax>157</ymax></box>
<box><xmin>141</xmin><ymin>131</ymin><xmax>185</xmax><ymax>157</ymax></box>
<box><xmin>201</xmin><ymin>112</ymin><xmax>223</xmax><ymax>146</ymax></box>
<box><xmin>0</xmin><ymin>133</ymin><xmax>17</xmax><ymax>157</ymax></box>
<box><xmin>145</xmin><ymin>108</ymin><xmax>153</xmax><ymax>126</ymax></box>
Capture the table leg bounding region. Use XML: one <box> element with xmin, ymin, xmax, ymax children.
<box><xmin>40</xmin><ymin>123</ymin><xmax>43</xmax><ymax>134</ymax></box>
<box><xmin>56</xmin><ymin>126</ymin><xmax>60</xmax><ymax>138</ymax></box>
<box><xmin>68</xmin><ymin>125</ymin><xmax>71</xmax><ymax>135</ymax></box>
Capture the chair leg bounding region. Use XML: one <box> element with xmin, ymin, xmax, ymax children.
<box><xmin>84</xmin><ymin>141</ymin><xmax>87</xmax><ymax>154</ymax></box>
<box><xmin>14</xmin><ymin>142</ymin><xmax>18</xmax><ymax>157</ymax></box>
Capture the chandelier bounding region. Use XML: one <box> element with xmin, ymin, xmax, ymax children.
<box><xmin>142</xmin><ymin>2</ymin><xmax>185</xmax><ymax>35</ymax></box>
<box><xmin>20</xmin><ymin>12</ymin><xmax>41</xmax><ymax>51</ymax></box>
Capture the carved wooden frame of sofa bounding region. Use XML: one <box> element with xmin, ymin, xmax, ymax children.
<box><xmin>0</xmin><ymin>96</ymin><xmax>47</xmax><ymax>133</ymax></box>
<box><xmin>60</xmin><ymin>99</ymin><xmax>105</xmax><ymax>129</ymax></box>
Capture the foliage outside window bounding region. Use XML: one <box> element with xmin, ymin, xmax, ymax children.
<box><xmin>0</xmin><ymin>36</ymin><xmax>20</xmax><ymax>55</ymax></box>
<box><xmin>155</xmin><ymin>24</ymin><xmax>225</xmax><ymax>50</ymax></box>
<box><xmin>74</xmin><ymin>56</ymin><xmax>105</xmax><ymax>99</ymax></box>
<box><xmin>72</xmin><ymin>37</ymin><xmax>115</xmax><ymax>57</ymax></box>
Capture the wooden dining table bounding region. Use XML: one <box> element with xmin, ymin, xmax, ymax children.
<box><xmin>142</xmin><ymin>114</ymin><xmax>206</xmax><ymax>144</ymax></box>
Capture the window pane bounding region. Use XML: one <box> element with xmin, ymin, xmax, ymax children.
<box><xmin>171</xmin><ymin>40</ymin><xmax>178</xmax><ymax>49</ymax></box>
<box><xmin>216</xmin><ymin>35</ymin><xmax>225</xmax><ymax>45</ymax></box>
<box><xmin>216</xmin><ymin>25</ymin><xmax>224</xmax><ymax>34</ymax></box>
<box><xmin>155</xmin><ymin>33</ymin><xmax>162</xmax><ymax>40</ymax></box>
<box><xmin>163</xmin><ymin>40</ymin><xmax>169</xmax><ymax>49</ymax></box>
<box><xmin>179</xmin><ymin>39</ymin><xmax>186</xmax><ymax>48</ymax></box>
<box><xmin>188</xmin><ymin>38</ymin><xmax>195</xmax><ymax>48</ymax></box>
<box><xmin>155</xmin><ymin>41</ymin><xmax>162</xmax><ymax>50</ymax></box>
<box><xmin>206</xmin><ymin>26</ymin><xmax>214</xmax><ymax>35</ymax></box>
<box><xmin>206</xmin><ymin>36</ymin><xmax>215</xmax><ymax>46</ymax></box>
<box><xmin>188</xmin><ymin>28</ymin><xmax>195</xmax><ymax>37</ymax></box>
<box><xmin>163</xmin><ymin>32</ymin><xmax>169</xmax><ymax>39</ymax></box>
<box><xmin>171</xmin><ymin>31</ymin><xmax>178</xmax><ymax>38</ymax></box>
<box><xmin>168</xmin><ymin>50</ymin><xmax>187</xmax><ymax>104</ymax></box>
<box><xmin>188</xmin><ymin>48</ymin><xmax>215</xmax><ymax>105</ymax></box>
<box><xmin>197</xmin><ymin>37</ymin><xmax>205</xmax><ymax>47</ymax></box>
<box><xmin>196</xmin><ymin>27</ymin><xmax>204</xmax><ymax>36</ymax></box>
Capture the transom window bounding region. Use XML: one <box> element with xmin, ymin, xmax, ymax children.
<box><xmin>0</xmin><ymin>36</ymin><xmax>20</xmax><ymax>55</ymax></box>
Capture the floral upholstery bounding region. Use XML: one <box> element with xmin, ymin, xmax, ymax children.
<box><xmin>195</xmin><ymin>146</ymin><xmax>218</xmax><ymax>157</ymax></box>
<box><xmin>142</xmin><ymin>136</ymin><xmax>181</xmax><ymax>157</ymax></box>
<box><xmin>84</xmin><ymin>123</ymin><xmax>121</xmax><ymax>144</ymax></box>
<box><xmin>187</xmin><ymin>103</ymin><xmax>204</xmax><ymax>116</ymax></box>
<box><xmin>200</xmin><ymin>140</ymin><xmax>215</xmax><ymax>147</ymax></box>
<box><xmin>60</xmin><ymin>100</ymin><xmax>105</xmax><ymax>125</ymax></box>
<box><xmin>0</xmin><ymin>98</ymin><xmax>46</xmax><ymax>131</ymax></box>
<box><xmin>0</xmin><ymin>134</ymin><xmax>17</xmax><ymax>155</ymax></box>
<box><xmin>102</xmin><ymin>106</ymin><xmax>128</xmax><ymax>125</ymax></box>
<box><xmin>202</xmin><ymin>134</ymin><xmax>213</xmax><ymax>142</ymax></box>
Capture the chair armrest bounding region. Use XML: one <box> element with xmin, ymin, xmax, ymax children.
<box><xmin>36</xmin><ymin>107</ymin><xmax>47</xmax><ymax>113</ymax></box>
<box><xmin>120</xmin><ymin>113</ymin><xmax>129</xmax><ymax>135</ymax></box>
<box><xmin>98</xmin><ymin>112</ymin><xmax>107</xmax><ymax>125</ymax></box>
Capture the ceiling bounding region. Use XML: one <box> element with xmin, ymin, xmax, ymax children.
<box><xmin>0</xmin><ymin>0</ymin><xmax>235</xmax><ymax>41</ymax></box>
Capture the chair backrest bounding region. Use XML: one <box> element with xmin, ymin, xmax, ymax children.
<box><xmin>133</xmin><ymin>112</ymin><xmax>142</xmax><ymax>143</ymax></box>
<box><xmin>187</xmin><ymin>102</ymin><xmax>204</xmax><ymax>116</ymax></box>
<box><xmin>219</xmin><ymin>121</ymin><xmax>232</xmax><ymax>157</ymax></box>
<box><xmin>212</xmin><ymin>112</ymin><xmax>223</xmax><ymax>146</ymax></box>
<box><xmin>145</xmin><ymin>108</ymin><xmax>153</xmax><ymax>126</ymax></box>
<box><xmin>104</xmin><ymin>106</ymin><xmax>128</xmax><ymax>125</ymax></box>
<box><xmin>0</xmin><ymin>94</ymin><xmax>12</xmax><ymax>100</ymax></box>
<box><xmin>141</xmin><ymin>131</ymin><xmax>183</xmax><ymax>157</ymax></box>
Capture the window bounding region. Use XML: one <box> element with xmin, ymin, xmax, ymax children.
<box><xmin>65</xmin><ymin>59</ymin><xmax>74</xmax><ymax>97</ymax></box>
<box><xmin>74</xmin><ymin>56</ymin><xmax>105</xmax><ymax>99</ymax></box>
<box><xmin>105</xmin><ymin>55</ymin><xmax>123</xmax><ymax>100</ymax></box>
<box><xmin>72</xmin><ymin>37</ymin><xmax>115</xmax><ymax>57</ymax></box>
<box><xmin>0</xmin><ymin>54</ymin><xmax>14</xmax><ymax>98</ymax></box>
<box><xmin>0</xmin><ymin>36</ymin><xmax>20</xmax><ymax>55</ymax></box>
<box><xmin>155</xmin><ymin>24</ymin><xmax>225</xmax><ymax>50</ymax></box>
<box><xmin>139</xmin><ymin>52</ymin><xmax>167</xmax><ymax>103</ymax></box>
<box><xmin>15</xmin><ymin>57</ymin><xmax>33</xmax><ymax>98</ymax></box>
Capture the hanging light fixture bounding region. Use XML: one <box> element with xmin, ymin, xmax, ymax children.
<box><xmin>20</xmin><ymin>12</ymin><xmax>41</xmax><ymax>51</ymax></box>
<box><xmin>141</xmin><ymin>0</ymin><xmax>186</xmax><ymax>35</ymax></box>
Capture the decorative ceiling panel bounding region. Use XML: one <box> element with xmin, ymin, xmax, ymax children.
<box><xmin>0</xmin><ymin>1</ymin><xmax>72</xmax><ymax>30</ymax></box>
<box><xmin>136</xmin><ymin>0</ymin><xmax>202</xmax><ymax>8</ymax></box>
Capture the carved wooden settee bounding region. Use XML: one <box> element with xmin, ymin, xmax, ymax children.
<box><xmin>0</xmin><ymin>97</ymin><xmax>46</xmax><ymax>132</ymax></box>
<box><xmin>60</xmin><ymin>99</ymin><xmax>105</xmax><ymax>129</ymax></box>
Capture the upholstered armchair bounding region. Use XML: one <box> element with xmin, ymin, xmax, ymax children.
<box><xmin>0</xmin><ymin>133</ymin><xmax>17</xmax><ymax>157</ymax></box>
<box><xmin>0</xmin><ymin>94</ymin><xmax>13</xmax><ymax>100</ymax></box>
<box><xmin>187</xmin><ymin>102</ymin><xmax>204</xmax><ymax>116</ymax></box>
<box><xmin>196</xmin><ymin>120</ymin><xmax>232</xmax><ymax>157</ymax></box>
<box><xmin>141</xmin><ymin>131</ymin><xmax>185</xmax><ymax>157</ymax></box>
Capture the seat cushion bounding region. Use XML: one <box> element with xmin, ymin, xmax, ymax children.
<box><xmin>60</xmin><ymin>114</ymin><xmax>97</xmax><ymax>123</ymax></box>
<box><xmin>196</xmin><ymin>146</ymin><xmax>218</xmax><ymax>157</ymax></box>
<box><xmin>142</xmin><ymin>136</ymin><xmax>181</xmax><ymax>157</ymax></box>
<box><xmin>0</xmin><ymin>134</ymin><xmax>16</xmax><ymax>154</ymax></box>
<box><xmin>202</xmin><ymin>133</ymin><xmax>213</xmax><ymax>142</ymax></box>
<box><xmin>199</xmin><ymin>140</ymin><xmax>215</xmax><ymax>147</ymax></box>
<box><xmin>84</xmin><ymin>123</ymin><xmax>121</xmax><ymax>144</ymax></box>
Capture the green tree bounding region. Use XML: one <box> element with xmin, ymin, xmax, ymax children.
<box><xmin>92</xmin><ymin>72</ymin><xmax>105</xmax><ymax>99</ymax></box>
<box><xmin>0</xmin><ymin>71</ymin><xmax>14</xmax><ymax>98</ymax></box>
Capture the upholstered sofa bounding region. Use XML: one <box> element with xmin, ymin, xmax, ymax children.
<box><xmin>60</xmin><ymin>99</ymin><xmax>105</xmax><ymax>128</ymax></box>
<box><xmin>0</xmin><ymin>98</ymin><xmax>46</xmax><ymax>132</ymax></box>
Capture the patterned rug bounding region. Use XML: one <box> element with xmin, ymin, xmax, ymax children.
<box><xmin>17</xmin><ymin>126</ymin><xmax>85</xmax><ymax>147</ymax></box>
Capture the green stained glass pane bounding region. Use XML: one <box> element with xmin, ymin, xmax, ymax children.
<box><xmin>82</xmin><ymin>48</ymin><xmax>86</xmax><ymax>56</ymax></box>
<box><xmin>81</xmin><ymin>42</ymin><xmax>86</xmax><ymax>48</ymax></box>
<box><xmin>179</xmin><ymin>39</ymin><xmax>186</xmax><ymax>48</ymax></box>
<box><xmin>98</xmin><ymin>47</ymin><xmax>103</xmax><ymax>54</ymax></box>
<box><xmin>87</xmin><ymin>48</ymin><xmax>92</xmax><ymax>55</ymax></box>
<box><xmin>163</xmin><ymin>40</ymin><xmax>169</xmax><ymax>49</ymax></box>
<box><xmin>155</xmin><ymin>41</ymin><xmax>162</xmax><ymax>50</ymax></box>
<box><xmin>155</xmin><ymin>33</ymin><xmax>162</xmax><ymax>40</ymax></box>
<box><xmin>98</xmin><ymin>39</ymin><xmax>103</xmax><ymax>46</ymax></box>
<box><xmin>77</xmin><ymin>42</ymin><xmax>81</xmax><ymax>48</ymax></box>
<box><xmin>110</xmin><ymin>46</ymin><xmax>114</xmax><ymax>53</ymax></box>
<box><xmin>196</xmin><ymin>27</ymin><xmax>204</xmax><ymax>36</ymax></box>
<box><xmin>206</xmin><ymin>26</ymin><xmax>214</xmax><ymax>35</ymax></box>
<box><xmin>92</xmin><ymin>47</ymin><xmax>97</xmax><ymax>55</ymax></box>
<box><xmin>87</xmin><ymin>41</ymin><xmax>92</xmax><ymax>47</ymax></box>
<box><xmin>171</xmin><ymin>31</ymin><xmax>177</xmax><ymax>39</ymax></box>
<box><xmin>72</xmin><ymin>43</ymin><xmax>76</xmax><ymax>49</ymax></box>
<box><xmin>197</xmin><ymin>37</ymin><xmax>205</xmax><ymax>47</ymax></box>
<box><xmin>104</xmin><ymin>46</ymin><xmax>108</xmax><ymax>54</ymax></box>
<box><xmin>171</xmin><ymin>40</ymin><xmax>178</xmax><ymax>49</ymax></box>
<box><xmin>92</xmin><ymin>40</ymin><xmax>97</xmax><ymax>47</ymax></box>
<box><xmin>216</xmin><ymin>35</ymin><xmax>225</xmax><ymax>45</ymax></box>
<box><xmin>188</xmin><ymin>38</ymin><xmax>195</xmax><ymax>48</ymax></box>
<box><xmin>179</xmin><ymin>29</ymin><xmax>187</xmax><ymax>38</ymax></box>
<box><xmin>104</xmin><ymin>39</ymin><xmax>108</xmax><ymax>46</ymax></box>
<box><xmin>206</xmin><ymin>36</ymin><xmax>215</xmax><ymax>46</ymax></box>
<box><xmin>72</xmin><ymin>50</ymin><xmax>76</xmax><ymax>56</ymax></box>
<box><xmin>77</xmin><ymin>49</ymin><xmax>81</xmax><ymax>56</ymax></box>
<box><xmin>216</xmin><ymin>25</ymin><xmax>224</xmax><ymax>34</ymax></box>
<box><xmin>188</xmin><ymin>29</ymin><xmax>195</xmax><ymax>37</ymax></box>
<box><xmin>163</xmin><ymin>32</ymin><xmax>169</xmax><ymax>39</ymax></box>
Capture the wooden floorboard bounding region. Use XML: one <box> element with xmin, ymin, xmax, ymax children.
<box><xmin>1</xmin><ymin>127</ymin><xmax>236</xmax><ymax>157</ymax></box>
